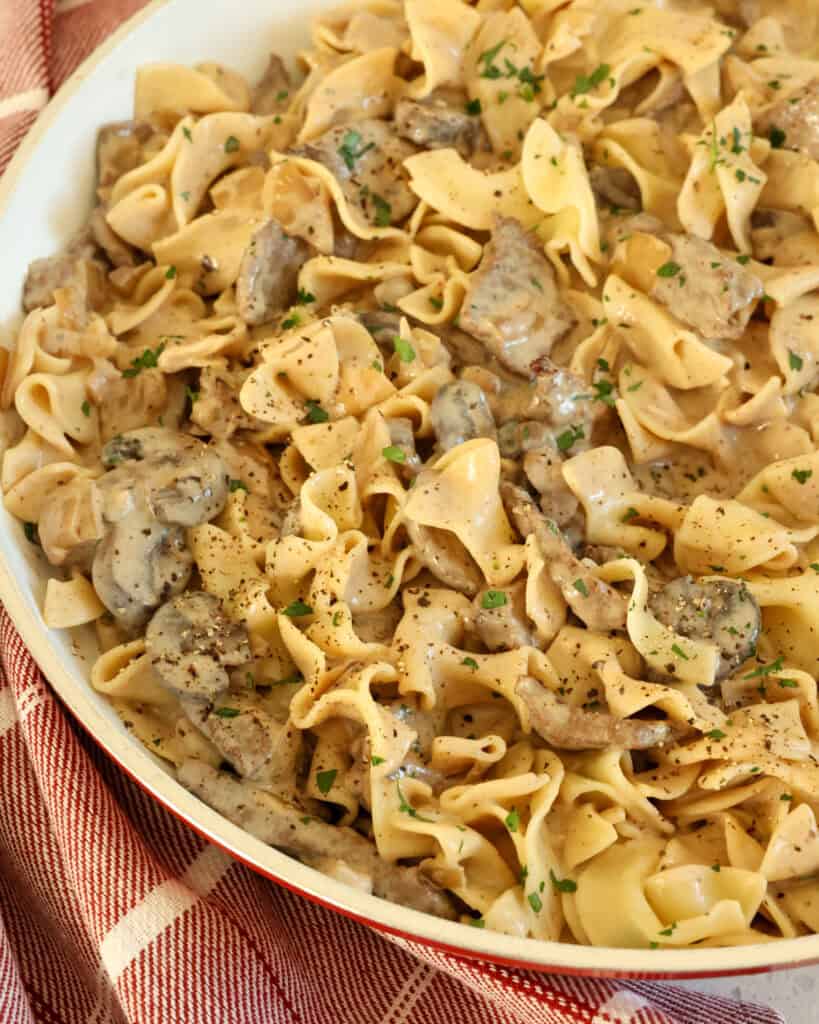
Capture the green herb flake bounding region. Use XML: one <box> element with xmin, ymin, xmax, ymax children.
<box><xmin>656</xmin><ymin>261</ymin><xmax>682</xmax><ymax>278</ymax></box>
<box><xmin>393</xmin><ymin>335</ymin><xmax>416</xmax><ymax>363</ymax></box>
<box><xmin>182</xmin><ymin>126</ymin><xmax>193</xmax><ymax>141</ymax></box>
<box><xmin>781</xmin><ymin>793</ymin><xmax>794</xmax><ymax>802</ymax></box>
<box><xmin>622</xmin><ymin>507</ymin><xmax>639</xmax><ymax>522</ymax></box>
<box><xmin>706</xmin><ymin>728</ymin><xmax>727</xmax><ymax>741</ymax></box>
<box><xmin>592</xmin><ymin>378</ymin><xmax>616</xmax><ymax>406</ymax></box>
<box><xmin>549</xmin><ymin>869</ymin><xmax>577</xmax><ymax>893</ymax></box>
<box><xmin>556</xmin><ymin>424</ymin><xmax>585</xmax><ymax>452</ymax></box>
<box><xmin>573</xmin><ymin>578</ymin><xmax>589</xmax><ymax>598</ymax></box>
<box><xmin>165</xmin><ymin>265</ymin><xmax>177</xmax><ymax>280</ymax></box>
<box><xmin>711</xmin><ymin>863</ymin><xmax>721</xmax><ymax>872</ymax></box>
<box><xmin>372</xmin><ymin>193</ymin><xmax>392</xmax><ymax>227</ymax></box>
<box><xmin>282</xmin><ymin>313</ymin><xmax>301</xmax><ymax>330</ymax></box>
<box><xmin>789</xmin><ymin>350</ymin><xmax>804</xmax><ymax>371</ymax></box>
<box><xmin>778</xmin><ymin>679</ymin><xmax>799</xmax><ymax>688</ymax></box>
<box><xmin>316</xmin><ymin>768</ymin><xmax>337</xmax><ymax>795</ymax></box>
<box><xmin>527</xmin><ymin>891</ymin><xmax>543</xmax><ymax>913</ymax></box>
<box><xmin>306</xmin><ymin>400</ymin><xmax>329</xmax><ymax>424</ymax></box>
<box><xmin>276</xmin><ymin>89</ymin><xmax>289</xmax><ymax>102</ymax></box>
<box><xmin>597</xmin><ymin>357</ymin><xmax>610</xmax><ymax>371</ymax></box>
<box><xmin>396</xmin><ymin>780</ymin><xmax>434</xmax><ymax>821</ymax></box>
<box><xmin>185</xmin><ymin>385</ymin><xmax>199</xmax><ymax>404</ymax></box>
<box><xmin>478</xmin><ymin>39</ymin><xmax>507</xmax><ymax>79</ymax></box>
<box><xmin>122</xmin><ymin>342</ymin><xmax>166</xmax><ymax>378</ymax></box>
<box><xmin>338</xmin><ymin>129</ymin><xmax>375</xmax><ymax>170</ymax></box>
<box><xmin>468</xmin><ymin>917</ymin><xmax>486</xmax><ymax>928</ymax></box>
<box><xmin>465</xmin><ymin>98</ymin><xmax>482</xmax><ymax>115</ymax></box>
<box><xmin>769</xmin><ymin>126</ymin><xmax>787</xmax><ymax>149</ymax></box>
<box><xmin>229</xmin><ymin>479</ymin><xmax>248</xmax><ymax>493</ymax></box>
<box><xmin>224</xmin><ymin>135</ymin><xmax>240</xmax><ymax>153</ymax></box>
<box><xmin>382</xmin><ymin>445</ymin><xmax>406</xmax><ymax>464</ymax></box>
<box><xmin>296</xmin><ymin>288</ymin><xmax>316</xmax><ymax>305</ymax></box>
<box><xmin>505</xmin><ymin>808</ymin><xmax>520</xmax><ymax>833</ymax></box>
<box><xmin>736</xmin><ymin>254</ymin><xmax>751</xmax><ymax>265</ymax></box>
<box><xmin>332</xmin><ymin>610</ymin><xmax>344</xmax><ymax>627</ymax></box>
<box><xmin>81</xmin><ymin>400</ymin><xmax>91</xmax><ymax>417</ymax></box>
<box><xmin>282</xmin><ymin>599</ymin><xmax>313</xmax><ymax>617</ymax></box>
<box><xmin>481</xmin><ymin>590</ymin><xmax>508</xmax><ymax>610</ymax></box>
<box><xmin>462</xmin><ymin>657</ymin><xmax>479</xmax><ymax>671</ymax></box>
<box><xmin>371</xmin><ymin>755</ymin><xmax>385</xmax><ymax>766</ymax></box>
<box><xmin>792</xmin><ymin>468</ymin><xmax>813</xmax><ymax>485</ymax></box>
<box><xmin>571</xmin><ymin>63</ymin><xmax>611</xmax><ymax>98</ymax></box>
<box><xmin>671</xmin><ymin>643</ymin><xmax>690</xmax><ymax>660</ymax></box>
<box><xmin>659</xmin><ymin>923</ymin><xmax>677</xmax><ymax>937</ymax></box>
<box><xmin>429</xmin><ymin>296</ymin><xmax>444</xmax><ymax>310</ymax></box>
<box><xmin>213</xmin><ymin>707</ymin><xmax>241</xmax><ymax>719</ymax></box>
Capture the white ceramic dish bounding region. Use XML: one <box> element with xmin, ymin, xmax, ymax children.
<box><xmin>1</xmin><ymin>0</ymin><xmax>817</xmax><ymax>979</ymax></box>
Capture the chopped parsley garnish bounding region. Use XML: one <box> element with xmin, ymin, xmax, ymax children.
<box><xmin>338</xmin><ymin>129</ymin><xmax>375</xmax><ymax>171</ymax></box>
<box><xmin>23</xmin><ymin>522</ymin><xmax>40</xmax><ymax>546</ymax></box>
<box><xmin>626</xmin><ymin>380</ymin><xmax>643</xmax><ymax>392</ymax></box>
<box><xmin>527</xmin><ymin>891</ymin><xmax>543</xmax><ymax>913</ymax></box>
<box><xmin>122</xmin><ymin>343</ymin><xmax>165</xmax><ymax>378</ymax></box>
<box><xmin>429</xmin><ymin>297</ymin><xmax>444</xmax><ymax>310</ymax></box>
<box><xmin>781</xmin><ymin>793</ymin><xmax>794</xmax><ymax>802</ymax></box>
<box><xmin>393</xmin><ymin>335</ymin><xmax>416</xmax><ymax>362</ymax></box>
<box><xmin>282</xmin><ymin>313</ymin><xmax>301</xmax><ymax>330</ymax></box>
<box><xmin>530</xmin><ymin>277</ymin><xmax>544</xmax><ymax>292</ymax></box>
<box><xmin>371</xmin><ymin>756</ymin><xmax>385</xmax><ymax>766</ymax></box>
<box><xmin>730</xmin><ymin>126</ymin><xmax>744</xmax><ymax>154</ymax></box>
<box><xmin>592</xmin><ymin>378</ymin><xmax>616</xmax><ymax>406</ymax></box>
<box><xmin>296</xmin><ymin>288</ymin><xmax>315</xmax><ymax>304</ymax></box>
<box><xmin>185</xmin><ymin>385</ymin><xmax>199</xmax><ymax>404</ymax></box>
<box><xmin>789</xmin><ymin>350</ymin><xmax>804</xmax><ymax>371</ymax></box>
<box><xmin>571</xmin><ymin>63</ymin><xmax>611</xmax><ymax>98</ymax></box>
<box><xmin>573</xmin><ymin>579</ymin><xmax>589</xmax><ymax>598</ymax></box>
<box><xmin>282</xmin><ymin>599</ymin><xmax>313</xmax><ymax>617</ymax></box>
<box><xmin>597</xmin><ymin>357</ymin><xmax>610</xmax><ymax>371</ymax></box>
<box><xmin>465</xmin><ymin>98</ymin><xmax>482</xmax><ymax>115</ymax></box>
<box><xmin>792</xmin><ymin>468</ymin><xmax>812</xmax><ymax>485</ymax></box>
<box><xmin>165</xmin><ymin>265</ymin><xmax>177</xmax><ymax>280</ymax></box>
<box><xmin>306</xmin><ymin>400</ymin><xmax>329</xmax><ymax>424</ymax></box>
<box><xmin>81</xmin><ymin>400</ymin><xmax>91</xmax><ymax>417</ymax></box>
<box><xmin>272</xmin><ymin>673</ymin><xmax>304</xmax><ymax>686</ymax></box>
<box><xmin>382</xmin><ymin>445</ymin><xmax>406</xmax><ymax>463</ymax></box>
<box><xmin>706</xmin><ymin>728</ymin><xmax>727</xmax><ymax>741</ymax></box>
<box><xmin>556</xmin><ymin>424</ymin><xmax>584</xmax><ymax>452</ymax></box>
<box><xmin>711</xmin><ymin>863</ymin><xmax>721</xmax><ymax>873</ymax></box>
<box><xmin>229</xmin><ymin>479</ymin><xmax>248</xmax><ymax>493</ymax></box>
<box><xmin>478</xmin><ymin>40</ymin><xmax>507</xmax><ymax>80</ymax></box>
<box><xmin>213</xmin><ymin>707</ymin><xmax>241</xmax><ymax>718</ymax></box>
<box><xmin>332</xmin><ymin>610</ymin><xmax>344</xmax><ymax>627</ymax></box>
<box><xmin>736</xmin><ymin>254</ymin><xmax>751</xmax><ymax>265</ymax></box>
<box><xmin>769</xmin><ymin>126</ymin><xmax>787</xmax><ymax>149</ymax></box>
<box><xmin>622</xmin><ymin>507</ymin><xmax>639</xmax><ymax>522</ymax></box>
<box><xmin>549</xmin><ymin>870</ymin><xmax>577</xmax><ymax>893</ymax></box>
<box><xmin>182</xmin><ymin>126</ymin><xmax>193</xmax><ymax>141</ymax></box>
<box><xmin>481</xmin><ymin>590</ymin><xmax>507</xmax><ymax>610</ymax></box>
<box><xmin>316</xmin><ymin>769</ymin><xmax>337</xmax><ymax>795</ymax></box>
<box><xmin>276</xmin><ymin>90</ymin><xmax>289</xmax><ymax>102</ymax></box>
<box><xmin>656</xmin><ymin>261</ymin><xmax>682</xmax><ymax>278</ymax></box>
<box><xmin>505</xmin><ymin>808</ymin><xmax>520</xmax><ymax>833</ymax></box>
<box><xmin>468</xmin><ymin>917</ymin><xmax>486</xmax><ymax>928</ymax></box>
<box><xmin>744</xmin><ymin>656</ymin><xmax>784</xmax><ymax>678</ymax></box>
<box><xmin>778</xmin><ymin>679</ymin><xmax>799</xmax><ymax>688</ymax></box>
<box><xmin>372</xmin><ymin>193</ymin><xmax>392</xmax><ymax>227</ymax></box>
<box><xmin>224</xmin><ymin>135</ymin><xmax>240</xmax><ymax>153</ymax></box>
<box><xmin>462</xmin><ymin>657</ymin><xmax>479</xmax><ymax>671</ymax></box>
<box><xmin>671</xmin><ymin>643</ymin><xmax>689</xmax><ymax>660</ymax></box>
<box><xmin>658</xmin><ymin>923</ymin><xmax>677</xmax><ymax>937</ymax></box>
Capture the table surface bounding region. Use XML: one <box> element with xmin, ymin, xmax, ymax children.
<box><xmin>675</xmin><ymin>967</ymin><xmax>819</xmax><ymax>1021</ymax></box>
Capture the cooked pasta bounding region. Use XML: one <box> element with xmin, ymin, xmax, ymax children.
<box><xmin>6</xmin><ymin>0</ymin><xmax>819</xmax><ymax>950</ymax></box>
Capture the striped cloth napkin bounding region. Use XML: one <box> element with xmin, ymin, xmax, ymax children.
<box><xmin>0</xmin><ymin>4</ymin><xmax>790</xmax><ymax>1022</ymax></box>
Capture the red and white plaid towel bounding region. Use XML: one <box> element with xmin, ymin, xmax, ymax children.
<box><xmin>0</xmin><ymin>4</ymin><xmax>792</xmax><ymax>1022</ymax></box>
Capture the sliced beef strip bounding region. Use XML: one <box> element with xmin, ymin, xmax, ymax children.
<box><xmin>22</xmin><ymin>229</ymin><xmax>98</xmax><ymax>313</ymax></box>
<box><xmin>650</xmin><ymin>233</ymin><xmax>762</xmax><ymax>340</ymax></box>
<box><xmin>293</xmin><ymin>118</ymin><xmax>419</xmax><ymax>228</ymax></box>
<box><xmin>394</xmin><ymin>91</ymin><xmax>481</xmax><ymax>159</ymax></box>
<box><xmin>459</xmin><ymin>217</ymin><xmax>576</xmax><ymax>376</ymax></box>
<box><xmin>235</xmin><ymin>219</ymin><xmax>310</xmax><ymax>326</ymax></box>
<box><xmin>756</xmin><ymin>79</ymin><xmax>819</xmax><ymax>161</ymax></box>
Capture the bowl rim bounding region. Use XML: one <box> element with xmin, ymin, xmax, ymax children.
<box><xmin>2</xmin><ymin>0</ymin><xmax>818</xmax><ymax>980</ymax></box>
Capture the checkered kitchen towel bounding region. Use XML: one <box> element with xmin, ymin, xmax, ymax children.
<box><xmin>0</xmin><ymin>3</ymin><xmax>791</xmax><ymax>1022</ymax></box>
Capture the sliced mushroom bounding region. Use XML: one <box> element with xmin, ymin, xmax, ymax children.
<box><xmin>756</xmin><ymin>79</ymin><xmax>819</xmax><ymax>161</ymax></box>
<box><xmin>650</xmin><ymin>233</ymin><xmax>762</xmax><ymax>340</ymax></box>
<box><xmin>251</xmin><ymin>54</ymin><xmax>291</xmax><ymax>116</ymax></box>
<box><xmin>293</xmin><ymin>119</ymin><xmax>419</xmax><ymax>228</ymax></box>
<box><xmin>472</xmin><ymin>580</ymin><xmax>534</xmax><ymax>652</ymax></box>
<box><xmin>405</xmin><ymin>519</ymin><xmax>483</xmax><ymax>596</ymax></box>
<box><xmin>235</xmin><ymin>219</ymin><xmax>310</xmax><ymax>326</ymax></box>
<box><xmin>387</xmin><ymin>417</ymin><xmax>422</xmax><ymax>475</ymax></box>
<box><xmin>517</xmin><ymin>676</ymin><xmax>678</xmax><ymax>751</ymax></box>
<box><xmin>394</xmin><ymin>92</ymin><xmax>481</xmax><ymax>158</ymax></box>
<box><xmin>490</xmin><ymin>358</ymin><xmax>593</xmax><ymax>434</ymax></box>
<box><xmin>22</xmin><ymin>229</ymin><xmax>98</xmax><ymax>313</ymax></box>
<box><xmin>177</xmin><ymin>759</ymin><xmax>456</xmax><ymax>919</ymax></box>
<box><xmin>650</xmin><ymin>576</ymin><xmax>761</xmax><ymax>680</ymax></box>
<box><xmin>590</xmin><ymin>165</ymin><xmax>641</xmax><ymax>212</ymax></box>
<box><xmin>502</xmin><ymin>483</ymin><xmax>627</xmax><ymax>631</ymax></box>
<box><xmin>146</xmin><ymin>592</ymin><xmax>250</xmax><ymax>703</ymax></box>
<box><xmin>101</xmin><ymin>428</ymin><xmax>229</xmax><ymax>527</ymax></box>
<box><xmin>459</xmin><ymin>216</ymin><xmax>576</xmax><ymax>376</ymax></box>
<box><xmin>92</xmin><ymin>516</ymin><xmax>193</xmax><ymax>631</ymax></box>
<box><xmin>430</xmin><ymin>380</ymin><xmax>497</xmax><ymax>452</ymax></box>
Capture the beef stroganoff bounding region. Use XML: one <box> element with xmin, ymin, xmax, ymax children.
<box><xmin>5</xmin><ymin>0</ymin><xmax>819</xmax><ymax>948</ymax></box>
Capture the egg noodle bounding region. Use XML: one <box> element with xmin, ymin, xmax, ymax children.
<box><xmin>4</xmin><ymin>0</ymin><xmax>819</xmax><ymax>949</ymax></box>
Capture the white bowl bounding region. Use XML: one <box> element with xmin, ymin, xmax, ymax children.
<box><xmin>1</xmin><ymin>0</ymin><xmax>817</xmax><ymax>979</ymax></box>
